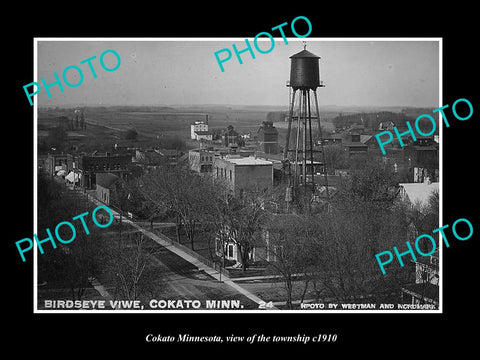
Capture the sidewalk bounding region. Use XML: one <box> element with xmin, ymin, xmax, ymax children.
<box><xmin>127</xmin><ymin>221</ymin><xmax>274</xmax><ymax>309</ymax></box>
<box><xmin>86</xmin><ymin>193</ymin><xmax>275</xmax><ymax>309</ymax></box>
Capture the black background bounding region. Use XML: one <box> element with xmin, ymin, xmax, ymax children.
<box><xmin>5</xmin><ymin>4</ymin><xmax>478</xmax><ymax>354</ymax></box>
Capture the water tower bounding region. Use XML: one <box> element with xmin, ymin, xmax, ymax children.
<box><xmin>283</xmin><ymin>44</ymin><xmax>329</xmax><ymax>208</ymax></box>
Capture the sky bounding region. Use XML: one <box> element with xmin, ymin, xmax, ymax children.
<box><xmin>35</xmin><ymin>38</ymin><xmax>440</xmax><ymax>108</ymax></box>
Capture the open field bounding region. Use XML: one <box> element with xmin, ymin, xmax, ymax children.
<box><xmin>38</xmin><ymin>105</ymin><xmax>289</xmax><ymax>139</ymax></box>
<box><xmin>36</xmin><ymin>104</ymin><xmax>343</xmax><ymax>155</ymax></box>
<box><xmin>37</xmin><ymin>103</ymin><xmax>432</xmax><ymax>155</ymax></box>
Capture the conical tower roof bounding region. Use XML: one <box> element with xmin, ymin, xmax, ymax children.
<box><xmin>289</xmin><ymin>49</ymin><xmax>320</xmax><ymax>59</ymax></box>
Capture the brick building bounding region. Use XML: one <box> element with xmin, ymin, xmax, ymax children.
<box><xmin>78</xmin><ymin>153</ymin><xmax>131</xmax><ymax>189</ymax></box>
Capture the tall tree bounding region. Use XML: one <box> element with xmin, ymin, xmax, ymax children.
<box><xmin>139</xmin><ymin>164</ymin><xmax>211</xmax><ymax>250</ymax></box>
<box><xmin>110</xmin><ymin>231</ymin><xmax>162</xmax><ymax>302</ymax></box>
<box><xmin>37</xmin><ymin>174</ymin><xmax>103</xmax><ymax>301</ymax></box>
<box><xmin>263</xmin><ymin>214</ymin><xmax>319</xmax><ymax>309</ymax></box>
<box><xmin>220</xmin><ymin>188</ymin><xmax>269</xmax><ymax>272</ymax></box>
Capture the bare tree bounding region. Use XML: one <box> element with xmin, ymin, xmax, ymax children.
<box><xmin>262</xmin><ymin>214</ymin><xmax>317</xmax><ymax>309</ymax></box>
<box><xmin>110</xmin><ymin>231</ymin><xmax>163</xmax><ymax>302</ymax></box>
<box><xmin>202</xmin><ymin>179</ymin><xmax>234</xmax><ymax>273</ymax></box>
<box><xmin>322</xmin><ymin>144</ymin><xmax>348</xmax><ymax>171</ymax></box>
<box><xmin>202</xmin><ymin>182</ymin><xmax>275</xmax><ymax>273</ymax></box>
<box><xmin>220</xmin><ymin>188</ymin><xmax>269</xmax><ymax>272</ymax></box>
<box><xmin>139</xmin><ymin>164</ymin><xmax>210</xmax><ymax>250</ymax></box>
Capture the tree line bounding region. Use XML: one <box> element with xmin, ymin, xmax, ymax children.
<box><xmin>332</xmin><ymin>110</ymin><xmax>439</xmax><ymax>135</ymax></box>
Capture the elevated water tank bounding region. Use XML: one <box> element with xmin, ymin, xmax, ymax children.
<box><xmin>289</xmin><ymin>49</ymin><xmax>321</xmax><ymax>90</ymax></box>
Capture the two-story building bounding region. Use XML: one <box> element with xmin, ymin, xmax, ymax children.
<box><xmin>188</xmin><ymin>148</ymin><xmax>216</xmax><ymax>174</ymax></box>
<box><xmin>213</xmin><ymin>155</ymin><xmax>273</xmax><ymax>197</ymax></box>
<box><xmin>77</xmin><ymin>153</ymin><xmax>131</xmax><ymax>189</ymax></box>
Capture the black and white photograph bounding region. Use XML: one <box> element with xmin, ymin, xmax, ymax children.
<box><xmin>6</xmin><ymin>7</ymin><xmax>478</xmax><ymax>352</ymax></box>
<box><xmin>31</xmin><ymin>38</ymin><xmax>442</xmax><ymax>313</ymax></box>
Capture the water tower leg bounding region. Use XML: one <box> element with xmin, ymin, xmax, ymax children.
<box><xmin>302</xmin><ymin>90</ymin><xmax>307</xmax><ymax>189</ymax></box>
<box><xmin>283</xmin><ymin>89</ymin><xmax>297</xmax><ymax>160</ymax></box>
<box><xmin>307</xmin><ymin>90</ymin><xmax>315</xmax><ymax>195</ymax></box>
<box><xmin>313</xmin><ymin>89</ymin><xmax>329</xmax><ymax>198</ymax></box>
<box><xmin>294</xmin><ymin>91</ymin><xmax>302</xmax><ymax>193</ymax></box>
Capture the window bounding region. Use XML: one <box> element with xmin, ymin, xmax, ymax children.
<box><xmin>229</xmin><ymin>170</ymin><xmax>232</xmax><ymax>181</ymax></box>
<box><xmin>227</xmin><ymin>244</ymin><xmax>234</xmax><ymax>259</ymax></box>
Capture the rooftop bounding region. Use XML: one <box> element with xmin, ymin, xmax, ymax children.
<box><xmin>96</xmin><ymin>173</ymin><xmax>120</xmax><ymax>188</ymax></box>
<box><xmin>399</xmin><ymin>182</ymin><xmax>439</xmax><ymax>205</ymax></box>
<box><xmin>195</xmin><ymin>131</ymin><xmax>213</xmax><ymax>135</ymax></box>
<box><xmin>223</xmin><ymin>156</ymin><xmax>273</xmax><ymax>166</ymax></box>
<box><xmin>343</xmin><ymin>141</ymin><xmax>368</xmax><ymax>147</ymax></box>
<box><xmin>290</xmin><ymin>49</ymin><xmax>320</xmax><ymax>59</ymax></box>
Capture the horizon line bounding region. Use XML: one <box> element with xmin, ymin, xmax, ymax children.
<box><xmin>38</xmin><ymin>103</ymin><xmax>439</xmax><ymax>110</ymax></box>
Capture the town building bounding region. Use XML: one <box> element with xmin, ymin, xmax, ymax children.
<box><xmin>193</xmin><ymin>130</ymin><xmax>213</xmax><ymax>142</ymax></box>
<box><xmin>213</xmin><ymin>155</ymin><xmax>273</xmax><ymax>196</ymax></box>
<box><xmin>188</xmin><ymin>148</ymin><xmax>216</xmax><ymax>174</ymax></box>
<box><xmin>190</xmin><ymin>121</ymin><xmax>208</xmax><ymax>140</ymax></box>
<box><xmin>214</xmin><ymin>225</ymin><xmax>256</xmax><ymax>266</ymax></box>
<box><xmin>257</xmin><ymin>121</ymin><xmax>279</xmax><ymax>154</ymax></box>
<box><xmin>43</xmin><ymin>152</ymin><xmax>76</xmax><ymax>177</ymax></box>
<box><xmin>95</xmin><ymin>173</ymin><xmax>121</xmax><ymax>206</ymax></box>
<box><xmin>318</xmin><ymin>133</ymin><xmax>343</xmax><ymax>146</ymax></box>
<box><xmin>134</xmin><ymin>149</ymin><xmax>165</xmax><ymax>170</ymax></box>
<box><xmin>77</xmin><ymin>153</ymin><xmax>131</xmax><ymax>189</ymax></box>
<box><xmin>154</xmin><ymin>149</ymin><xmax>184</xmax><ymax>167</ymax></box>
<box><xmin>404</xmin><ymin>135</ymin><xmax>439</xmax><ymax>183</ymax></box>
<box><xmin>342</xmin><ymin>133</ymin><xmax>368</xmax><ymax>156</ymax></box>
